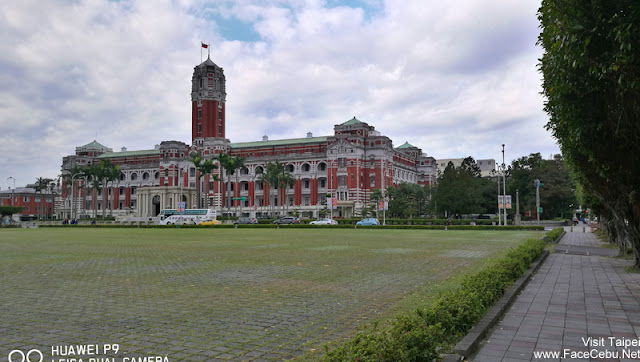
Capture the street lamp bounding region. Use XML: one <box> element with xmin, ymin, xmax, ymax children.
<box><xmin>7</xmin><ymin>177</ymin><xmax>15</xmax><ymax>206</ymax></box>
<box><xmin>501</xmin><ymin>144</ymin><xmax>506</xmax><ymax>226</ymax></box>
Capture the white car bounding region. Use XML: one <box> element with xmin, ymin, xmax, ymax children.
<box><xmin>309</xmin><ymin>218</ymin><xmax>338</xmax><ymax>225</ymax></box>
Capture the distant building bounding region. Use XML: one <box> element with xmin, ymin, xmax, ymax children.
<box><xmin>60</xmin><ymin>56</ymin><xmax>437</xmax><ymax>219</ymax></box>
<box><xmin>436</xmin><ymin>158</ymin><xmax>497</xmax><ymax>178</ymax></box>
<box><xmin>0</xmin><ymin>187</ymin><xmax>55</xmax><ymax>221</ymax></box>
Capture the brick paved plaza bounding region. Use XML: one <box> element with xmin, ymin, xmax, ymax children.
<box><xmin>0</xmin><ymin>228</ymin><xmax>541</xmax><ymax>361</ymax></box>
<box><xmin>472</xmin><ymin>229</ymin><xmax>640</xmax><ymax>362</ymax></box>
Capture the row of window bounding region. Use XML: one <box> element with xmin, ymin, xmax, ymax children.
<box><xmin>8</xmin><ymin>197</ymin><xmax>53</xmax><ymax>203</ymax></box>
<box><xmin>119</xmin><ymin>172</ymin><xmax>159</xmax><ymax>181</ymax></box>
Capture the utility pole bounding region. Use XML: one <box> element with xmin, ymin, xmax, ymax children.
<box><xmin>497</xmin><ymin>175</ymin><xmax>501</xmax><ymax>226</ymax></box>
<box><xmin>534</xmin><ymin>179</ymin><xmax>543</xmax><ymax>224</ymax></box>
<box><xmin>502</xmin><ymin>144</ymin><xmax>506</xmax><ymax>226</ymax></box>
<box><xmin>515</xmin><ymin>189</ymin><xmax>521</xmax><ymax>225</ymax></box>
<box><xmin>7</xmin><ymin>177</ymin><xmax>15</xmax><ymax>206</ymax></box>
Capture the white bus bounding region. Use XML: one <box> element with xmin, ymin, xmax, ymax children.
<box><xmin>158</xmin><ymin>209</ymin><xmax>217</xmax><ymax>225</ymax></box>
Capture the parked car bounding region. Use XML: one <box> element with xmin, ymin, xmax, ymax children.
<box><xmin>199</xmin><ymin>219</ymin><xmax>222</xmax><ymax>226</ymax></box>
<box><xmin>272</xmin><ymin>217</ymin><xmax>301</xmax><ymax>225</ymax></box>
<box><xmin>356</xmin><ymin>218</ymin><xmax>380</xmax><ymax>226</ymax></box>
<box><xmin>309</xmin><ymin>218</ymin><xmax>338</xmax><ymax>225</ymax></box>
<box><xmin>234</xmin><ymin>217</ymin><xmax>258</xmax><ymax>225</ymax></box>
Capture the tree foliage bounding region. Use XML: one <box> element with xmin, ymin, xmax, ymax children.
<box><xmin>538</xmin><ymin>0</ymin><xmax>640</xmax><ymax>265</ymax></box>
<box><xmin>190</xmin><ymin>151</ymin><xmax>218</xmax><ymax>208</ymax></box>
<box><xmin>0</xmin><ymin>206</ymin><xmax>23</xmax><ymax>219</ymax></box>
<box><xmin>507</xmin><ymin>153</ymin><xmax>576</xmax><ymax>219</ymax></box>
<box><xmin>386</xmin><ymin>183</ymin><xmax>427</xmax><ymax>218</ymax></box>
<box><xmin>432</xmin><ymin>159</ymin><xmax>497</xmax><ymax>217</ymax></box>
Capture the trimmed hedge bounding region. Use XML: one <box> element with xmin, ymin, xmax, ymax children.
<box><xmin>546</xmin><ymin>227</ymin><xmax>564</xmax><ymax>242</ymax></box>
<box><xmin>0</xmin><ymin>224</ymin><xmax>21</xmax><ymax>228</ymax></box>
<box><xmin>334</xmin><ymin>218</ymin><xmax>506</xmax><ymax>226</ymax></box>
<box><xmin>37</xmin><ymin>224</ymin><xmax>544</xmax><ymax>231</ymax></box>
<box><xmin>322</xmin><ymin>237</ymin><xmax>547</xmax><ymax>361</ymax></box>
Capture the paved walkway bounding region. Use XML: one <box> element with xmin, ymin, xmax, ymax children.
<box><xmin>471</xmin><ymin>228</ymin><xmax>640</xmax><ymax>362</ymax></box>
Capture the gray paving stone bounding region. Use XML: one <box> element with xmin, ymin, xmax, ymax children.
<box><xmin>471</xmin><ymin>230</ymin><xmax>640</xmax><ymax>361</ymax></box>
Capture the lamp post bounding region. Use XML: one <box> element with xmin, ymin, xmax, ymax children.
<box><xmin>70</xmin><ymin>172</ymin><xmax>83</xmax><ymax>220</ymax></box>
<box><xmin>7</xmin><ymin>177</ymin><xmax>15</xmax><ymax>206</ymax></box>
<box><xmin>179</xmin><ymin>167</ymin><xmax>184</xmax><ymax>222</ymax></box>
<box><xmin>501</xmin><ymin>144</ymin><xmax>506</xmax><ymax>226</ymax></box>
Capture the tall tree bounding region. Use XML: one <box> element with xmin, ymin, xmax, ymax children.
<box><xmin>105</xmin><ymin>164</ymin><xmax>123</xmax><ymax>217</ymax></box>
<box><xmin>507</xmin><ymin>153</ymin><xmax>576</xmax><ymax>219</ymax></box>
<box><xmin>432</xmin><ymin>161</ymin><xmax>491</xmax><ymax>217</ymax></box>
<box><xmin>233</xmin><ymin>157</ymin><xmax>248</xmax><ymax>217</ymax></box>
<box><xmin>386</xmin><ymin>183</ymin><xmax>427</xmax><ymax>218</ymax></box>
<box><xmin>97</xmin><ymin>159</ymin><xmax>119</xmax><ymax>220</ymax></box>
<box><xmin>460</xmin><ymin>156</ymin><xmax>482</xmax><ymax>178</ymax></box>
<box><xmin>34</xmin><ymin>177</ymin><xmax>53</xmax><ymax>220</ymax></box>
<box><xmin>261</xmin><ymin>161</ymin><xmax>285</xmax><ymax>217</ymax></box>
<box><xmin>539</xmin><ymin>0</ymin><xmax>640</xmax><ymax>265</ymax></box>
<box><xmin>85</xmin><ymin>165</ymin><xmax>103</xmax><ymax>219</ymax></box>
<box><xmin>280</xmin><ymin>169</ymin><xmax>296</xmax><ymax>216</ymax></box>
<box><xmin>190</xmin><ymin>152</ymin><xmax>217</xmax><ymax>208</ymax></box>
<box><xmin>216</xmin><ymin>154</ymin><xmax>248</xmax><ymax>217</ymax></box>
<box><xmin>369</xmin><ymin>188</ymin><xmax>385</xmax><ymax>219</ymax></box>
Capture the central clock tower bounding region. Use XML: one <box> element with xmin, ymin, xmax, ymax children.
<box><xmin>191</xmin><ymin>56</ymin><xmax>226</xmax><ymax>141</ymax></box>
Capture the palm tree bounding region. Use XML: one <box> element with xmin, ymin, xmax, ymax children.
<box><xmin>216</xmin><ymin>153</ymin><xmax>234</xmax><ymax>217</ymax></box>
<box><xmin>34</xmin><ymin>177</ymin><xmax>53</xmax><ymax>220</ymax></box>
<box><xmin>105</xmin><ymin>164</ymin><xmax>123</xmax><ymax>217</ymax></box>
<box><xmin>261</xmin><ymin>161</ymin><xmax>283</xmax><ymax>217</ymax></box>
<box><xmin>280</xmin><ymin>171</ymin><xmax>296</xmax><ymax>216</ymax></box>
<box><xmin>190</xmin><ymin>151</ymin><xmax>218</xmax><ymax>208</ymax></box>
<box><xmin>88</xmin><ymin>166</ymin><xmax>102</xmax><ymax>219</ymax></box>
<box><xmin>97</xmin><ymin>159</ymin><xmax>118</xmax><ymax>220</ymax></box>
<box><xmin>232</xmin><ymin>157</ymin><xmax>248</xmax><ymax>217</ymax></box>
<box><xmin>217</xmin><ymin>154</ymin><xmax>248</xmax><ymax>217</ymax></box>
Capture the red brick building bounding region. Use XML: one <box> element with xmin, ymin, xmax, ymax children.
<box><xmin>0</xmin><ymin>187</ymin><xmax>55</xmax><ymax>221</ymax></box>
<box><xmin>60</xmin><ymin>57</ymin><xmax>436</xmax><ymax>219</ymax></box>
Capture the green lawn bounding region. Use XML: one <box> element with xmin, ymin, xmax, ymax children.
<box><xmin>0</xmin><ymin>228</ymin><xmax>543</xmax><ymax>361</ymax></box>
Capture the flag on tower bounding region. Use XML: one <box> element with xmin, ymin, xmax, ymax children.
<box><xmin>201</xmin><ymin>42</ymin><xmax>209</xmax><ymax>49</ymax></box>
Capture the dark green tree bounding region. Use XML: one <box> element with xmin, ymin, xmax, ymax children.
<box><xmin>432</xmin><ymin>160</ymin><xmax>496</xmax><ymax>217</ymax></box>
<box><xmin>460</xmin><ymin>156</ymin><xmax>481</xmax><ymax>177</ymax></box>
<box><xmin>507</xmin><ymin>153</ymin><xmax>576</xmax><ymax>219</ymax></box>
<box><xmin>538</xmin><ymin>0</ymin><xmax>640</xmax><ymax>264</ymax></box>
<box><xmin>34</xmin><ymin>177</ymin><xmax>53</xmax><ymax>219</ymax></box>
<box><xmin>190</xmin><ymin>152</ymin><xmax>218</xmax><ymax>208</ymax></box>
<box><xmin>0</xmin><ymin>206</ymin><xmax>23</xmax><ymax>221</ymax></box>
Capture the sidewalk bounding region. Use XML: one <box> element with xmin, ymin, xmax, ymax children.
<box><xmin>471</xmin><ymin>228</ymin><xmax>640</xmax><ymax>361</ymax></box>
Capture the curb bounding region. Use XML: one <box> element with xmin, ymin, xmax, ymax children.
<box><xmin>446</xmin><ymin>249</ymin><xmax>550</xmax><ymax>360</ymax></box>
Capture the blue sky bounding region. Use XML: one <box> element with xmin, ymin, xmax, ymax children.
<box><xmin>0</xmin><ymin>0</ymin><xmax>558</xmax><ymax>189</ymax></box>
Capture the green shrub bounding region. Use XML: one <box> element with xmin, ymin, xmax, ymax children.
<box><xmin>0</xmin><ymin>224</ymin><xmax>21</xmax><ymax>228</ymax></box>
<box><xmin>323</xmin><ymin>238</ymin><xmax>545</xmax><ymax>361</ymax></box>
<box><xmin>38</xmin><ymin>224</ymin><xmax>545</xmax><ymax>231</ymax></box>
<box><xmin>546</xmin><ymin>227</ymin><xmax>564</xmax><ymax>242</ymax></box>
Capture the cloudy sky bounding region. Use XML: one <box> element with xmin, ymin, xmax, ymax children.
<box><xmin>0</xmin><ymin>0</ymin><xmax>559</xmax><ymax>189</ymax></box>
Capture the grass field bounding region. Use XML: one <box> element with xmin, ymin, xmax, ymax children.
<box><xmin>0</xmin><ymin>228</ymin><xmax>543</xmax><ymax>361</ymax></box>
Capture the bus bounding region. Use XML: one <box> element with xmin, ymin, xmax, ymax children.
<box><xmin>158</xmin><ymin>209</ymin><xmax>217</xmax><ymax>225</ymax></box>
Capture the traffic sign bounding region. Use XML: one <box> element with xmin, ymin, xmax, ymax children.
<box><xmin>538</xmin><ymin>207</ymin><xmax>543</xmax><ymax>213</ymax></box>
<box><xmin>232</xmin><ymin>197</ymin><xmax>246</xmax><ymax>201</ymax></box>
